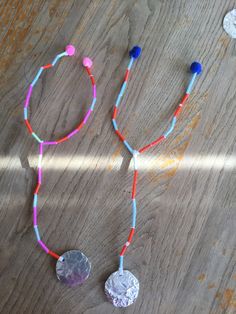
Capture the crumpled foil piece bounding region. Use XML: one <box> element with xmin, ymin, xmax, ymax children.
<box><xmin>223</xmin><ymin>9</ymin><xmax>236</xmax><ymax>38</ymax></box>
<box><xmin>105</xmin><ymin>270</ymin><xmax>139</xmax><ymax>307</ymax></box>
<box><xmin>56</xmin><ymin>250</ymin><xmax>91</xmax><ymax>287</ymax></box>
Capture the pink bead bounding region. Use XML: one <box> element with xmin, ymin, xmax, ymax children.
<box><xmin>65</xmin><ymin>44</ymin><xmax>75</xmax><ymax>56</ymax></box>
<box><xmin>83</xmin><ymin>57</ymin><xmax>93</xmax><ymax>68</ymax></box>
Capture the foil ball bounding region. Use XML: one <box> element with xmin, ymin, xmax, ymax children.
<box><xmin>56</xmin><ymin>250</ymin><xmax>91</xmax><ymax>287</ymax></box>
<box><xmin>105</xmin><ymin>270</ymin><xmax>139</xmax><ymax>307</ymax></box>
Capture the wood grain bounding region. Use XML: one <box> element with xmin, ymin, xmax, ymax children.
<box><xmin>0</xmin><ymin>1</ymin><xmax>236</xmax><ymax>313</ymax></box>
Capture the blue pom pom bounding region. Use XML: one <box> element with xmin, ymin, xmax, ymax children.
<box><xmin>129</xmin><ymin>46</ymin><xmax>142</xmax><ymax>59</ymax></box>
<box><xmin>190</xmin><ymin>61</ymin><xmax>202</xmax><ymax>75</ymax></box>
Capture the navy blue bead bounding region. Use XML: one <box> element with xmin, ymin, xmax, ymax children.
<box><xmin>129</xmin><ymin>46</ymin><xmax>142</xmax><ymax>59</ymax></box>
<box><xmin>190</xmin><ymin>62</ymin><xmax>202</xmax><ymax>75</ymax></box>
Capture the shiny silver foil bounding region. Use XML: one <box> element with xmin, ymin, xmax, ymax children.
<box><xmin>56</xmin><ymin>250</ymin><xmax>91</xmax><ymax>287</ymax></box>
<box><xmin>105</xmin><ymin>270</ymin><xmax>139</xmax><ymax>307</ymax></box>
<box><xmin>223</xmin><ymin>9</ymin><xmax>236</xmax><ymax>38</ymax></box>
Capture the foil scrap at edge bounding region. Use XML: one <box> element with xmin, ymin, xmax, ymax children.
<box><xmin>223</xmin><ymin>9</ymin><xmax>236</xmax><ymax>38</ymax></box>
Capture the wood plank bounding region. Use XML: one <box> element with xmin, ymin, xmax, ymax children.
<box><xmin>0</xmin><ymin>1</ymin><xmax>235</xmax><ymax>313</ymax></box>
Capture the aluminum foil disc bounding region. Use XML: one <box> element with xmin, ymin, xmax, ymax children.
<box><xmin>56</xmin><ymin>250</ymin><xmax>91</xmax><ymax>287</ymax></box>
<box><xmin>105</xmin><ymin>270</ymin><xmax>139</xmax><ymax>307</ymax></box>
<box><xmin>223</xmin><ymin>9</ymin><xmax>236</xmax><ymax>38</ymax></box>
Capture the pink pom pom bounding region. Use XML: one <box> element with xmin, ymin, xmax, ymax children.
<box><xmin>65</xmin><ymin>45</ymin><xmax>75</xmax><ymax>56</ymax></box>
<box><xmin>83</xmin><ymin>57</ymin><xmax>93</xmax><ymax>68</ymax></box>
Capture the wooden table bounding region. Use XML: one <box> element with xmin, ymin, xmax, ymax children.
<box><xmin>0</xmin><ymin>1</ymin><xmax>235</xmax><ymax>313</ymax></box>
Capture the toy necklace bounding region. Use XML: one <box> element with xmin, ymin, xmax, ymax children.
<box><xmin>24</xmin><ymin>44</ymin><xmax>97</xmax><ymax>287</ymax></box>
<box><xmin>104</xmin><ymin>46</ymin><xmax>202</xmax><ymax>307</ymax></box>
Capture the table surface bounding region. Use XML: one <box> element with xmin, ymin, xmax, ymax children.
<box><xmin>0</xmin><ymin>1</ymin><xmax>236</xmax><ymax>314</ymax></box>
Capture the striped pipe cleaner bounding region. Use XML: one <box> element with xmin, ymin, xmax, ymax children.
<box><xmin>112</xmin><ymin>46</ymin><xmax>202</xmax><ymax>274</ymax></box>
<box><xmin>24</xmin><ymin>45</ymin><xmax>97</xmax><ymax>260</ymax></box>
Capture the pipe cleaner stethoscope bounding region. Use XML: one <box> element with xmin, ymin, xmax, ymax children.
<box><xmin>24</xmin><ymin>44</ymin><xmax>97</xmax><ymax>287</ymax></box>
<box><xmin>104</xmin><ymin>46</ymin><xmax>202</xmax><ymax>307</ymax></box>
